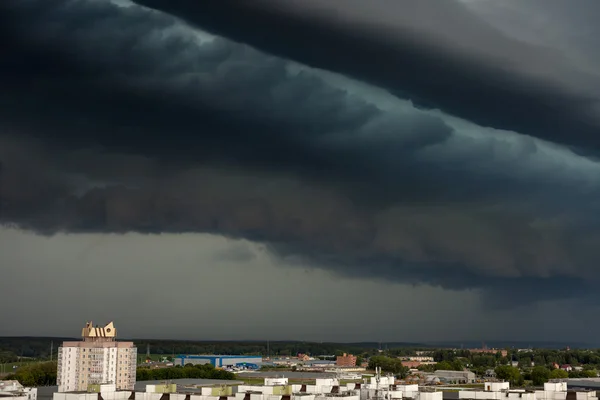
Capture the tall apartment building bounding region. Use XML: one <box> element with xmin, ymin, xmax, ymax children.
<box><xmin>57</xmin><ymin>321</ymin><xmax>137</xmax><ymax>392</ymax></box>
<box><xmin>336</xmin><ymin>353</ymin><xmax>357</xmax><ymax>367</ymax></box>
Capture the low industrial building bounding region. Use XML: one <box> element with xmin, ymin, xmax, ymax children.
<box><xmin>0</xmin><ymin>381</ymin><xmax>37</xmax><ymax>400</ymax></box>
<box><xmin>174</xmin><ymin>355</ymin><xmax>262</xmax><ymax>369</ymax></box>
<box><xmin>433</xmin><ymin>371</ymin><xmax>476</xmax><ymax>384</ymax></box>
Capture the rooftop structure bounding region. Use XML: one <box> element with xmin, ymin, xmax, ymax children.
<box><xmin>0</xmin><ymin>380</ymin><xmax>37</xmax><ymax>400</ymax></box>
<box><xmin>81</xmin><ymin>321</ymin><xmax>117</xmax><ymax>341</ymax></box>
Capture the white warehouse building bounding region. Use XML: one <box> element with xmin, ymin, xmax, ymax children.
<box><xmin>0</xmin><ymin>381</ymin><xmax>37</xmax><ymax>400</ymax></box>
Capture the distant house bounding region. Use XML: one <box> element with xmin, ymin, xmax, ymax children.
<box><xmin>402</xmin><ymin>361</ymin><xmax>422</xmax><ymax>369</ymax></box>
<box><xmin>485</xmin><ymin>369</ymin><xmax>496</xmax><ymax>378</ymax></box>
<box><xmin>560</xmin><ymin>364</ymin><xmax>573</xmax><ymax>372</ymax></box>
<box><xmin>336</xmin><ymin>353</ymin><xmax>357</xmax><ymax>367</ymax></box>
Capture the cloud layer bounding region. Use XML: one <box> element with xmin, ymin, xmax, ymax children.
<box><xmin>129</xmin><ymin>0</ymin><xmax>600</xmax><ymax>151</ymax></box>
<box><xmin>2</xmin><ymin>0</ymin><xmax>600</xmax><ymax>308</ymax></box>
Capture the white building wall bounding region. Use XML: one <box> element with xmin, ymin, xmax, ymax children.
<box><xmin>576</xmin><ymin>393</ymin><xmax>599</xmax><ymax>400</ymax></box>
<box><xmin>107</xmin><ymin>348</ymin><xmax>118</xmax><ymax>385</ymax></box>
<box><xmin>315</xmin><ymin>379</ymin><xmax>339</xmax><ymax>388</ymax></box>
<box><xmin>316</xmin><ymin>395</ymin><xmax>359</xmax><ymax>400</ymax></box>
<box><xmin>419</xmin><ymin>392</ymin><xmax>443</xmax><ymax>400</ymax></box>
<box><xmin>58</xmin><ymin>347</ymin><xmax>81</xmax><ymax>392</ymax></box>
<box><xmin>506</xmin><ymin>393</ymin><xmax>534</xmax><ymax>400</ymax></box>
<box><xmin>485</xmin><ymin>382</ymin><xmax>510</xmax><ymax>392</ymax></box>
<box><xmin>545</xmin><ymin>383</ymin><xmax>568</xmax><ymax>392</ymax></box>
<box><xmin>458</xmin><ymin>391</ymin><xmax>503</xmax><ymax>400</ymax></box>
<box><xmin>25</xmin><ymin>387</ymin><xmax>38</xmax><ymax>400</ymax></box>
<box><xmin>368</xmin><ymin>377</ymin><xmax>394</xmax><ymax>386</ymax></box>
<box><xmin>116</xmin><ymin>346</ymin><xmax>136</xmax><ymax>390</ymax></box>
<box><xmin>536</xmin><ymin>391</ymin><xmax>567</xmax><ymax>400</ymax></box>
<box><xmin>265</xmin><ymin>378</ymin><xmax>289</xmax><ymax>386</ymax></box>
<box><xmin>396</xmin><ymin>385</ymin><xmax>418</xmax><ymax>398</ymax></box>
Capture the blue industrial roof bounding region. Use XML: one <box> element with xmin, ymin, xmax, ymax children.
<box><xmin>177</xmin><ymin>355</ymin><xmax>262</xmax><ymax>359</ymax></box>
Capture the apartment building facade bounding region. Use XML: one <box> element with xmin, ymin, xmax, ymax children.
<box><xmin>336</xmin><ymin>353</ymin><xmax>357</xmax><ymax>367</ymax></box>
<box><xmin>57</xmin><ymin>321</ymin><xmax>137</xmax><ymax>392</ymax></box>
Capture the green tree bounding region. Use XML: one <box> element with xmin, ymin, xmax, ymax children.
<box><xmin>136</xmin><ymin>364</ymin><xmax>236</xmax><ymax>381</ymax></box>
<box><xmin>495</xmin><ymin>365</ymin><xmax>523</xmax><ymax>386</ymax></box>
<box><xmin>549</xmin><ymin>369</ymin><xmax>568</xmax><ymax>379</ymax></box>
<box><xmin>435</xmin><ymin>360</ymin><xmax>463</xmax><ymax>371</ymax></box>
<box><xmin>5</xmin><ymin>361</ymin><xmax>57</xmax><ymax>386</ymax></box>
<box><xmin>418</xmin><ymin>364</ymin><xmax>436</xmax><ymax>373</ymax></box>
<box><xmin>582</xmin><ymin>369</ymin><xmax>598</xmax><ymax>378</ymax></box>
<box><xmin>368</xmin><ymin>356</ymin><xmax>409</xmax><ymax>377</ymax></box>
<box><xmin>531</xmin><ymin>366</ymin><xmax>551</xmax><ymax>386</ymax></box>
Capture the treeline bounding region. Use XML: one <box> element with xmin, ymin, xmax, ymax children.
<box><xmin>432</xmin><ymin>348</ymin><xmax>600</xmax><ymax>368</ymax></box>
<box><xmin>4</xmin><ymin>361</ymin><xmax>57</xmax><ymax>386</ymax></box>
<box><xmin>0</xmin><ymin>338</ymin><xmax>394</xmax><ymax>360</ymax></box>
<box><xmin>367</xmin><ymin>356</ymin><xmax>410</xmax><ymax>378</ymax></box>
<box><xmin>0</xmin><ymin>337</ymin><xmax>73</xmax><ymax>362</ymax></box>
<box><xmin>3</xmin><ymin>337</ymin><xmax>600</xmax><ymax>368</ymax></box>
<box><xmin>137</xmin><ymin>364</ymin><xmax>235</xmax><ymax>381</ymax></box>
<box><xmin>495</xmin><ymin>365</ymin><xmax>598</xmax><ymax>387</ymax></box>
<box><xmin>135</xmin><ymin>340</ymin><xmax>379</xmax><ymax>358</ymax></box>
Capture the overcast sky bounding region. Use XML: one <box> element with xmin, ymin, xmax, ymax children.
<box><xmin>1</xmin><ymin>0</ymin><xmax>599</xmax><ymax>343</ymax></box>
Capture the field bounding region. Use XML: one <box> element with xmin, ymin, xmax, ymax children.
<box><xmin>0</xmin><ymin>360</ymin><xmax>47</xmax><ymax>375</ymax></box>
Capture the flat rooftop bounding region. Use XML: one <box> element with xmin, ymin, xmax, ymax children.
<box><xmin>36</xmin><ymin>379</ymin><xmax>244</xmax><ymax>400</ymax></box>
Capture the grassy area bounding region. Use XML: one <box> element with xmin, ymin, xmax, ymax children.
<box><xmin>237</xmin><ymin>377</ymin><xmax>264</xmax><ymax>385</ymax></box>
<box><xmin>0</xmin><ymin>360</ymin><xmax>47</xmax><ymax>374</ymax></box>
<box><xmin>141</xmin><ymin>354</ymin><xmax>172</xmax><ymax>362</ymax></box>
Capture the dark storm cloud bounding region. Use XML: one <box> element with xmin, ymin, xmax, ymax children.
<box><xmin>129</xmin><ymin>0</ymin><xmax>600</xmax><ymax>151</ymax></box>
<box><xmin>2</xmin><ymin>0</ymin><xmax>600</xmax><ymax>307</ymax></box>
<box><xmin>464</xmin><ymin>0</ymin><xmax>600</xmax><ymax>70</ymax></box>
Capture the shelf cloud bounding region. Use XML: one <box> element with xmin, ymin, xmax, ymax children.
<box><xmin>2</xmin><ymin>0</ymin><xmax>600</xmax><ymax>309</ymax></box>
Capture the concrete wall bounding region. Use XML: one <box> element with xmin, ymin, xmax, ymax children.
<box><xmin>420</xmin><ymin>392</ymin><xmax>443</xmax><ymax>400</ymax></box>
<box><xmin>485</xmin><ymin>382</ymin><xmax>510</xmax><ymax>392</ymax></box>
<box><xmin>459</xmin><ymin>391</ymin><xmax>505</xmax><ymax>400</ymax></box>
<box><xmin>58</xmin><ymin>347</ymin><xmax>80</xmax><ymax>392</ymax></box>
<box><xmin>535</xmin><ymin>391</ymin><xmax>568</xmax><ymax>400</ymax></box>
<box><xmin>315</xmin><ymin>395</ymin><xmax>359</xmax><ymax>400</ymax></box>
<box><xmin>200</xmin><ymin>386</ymin><xmax>235</xmax><ymax>396</ymax></box>
<box><xmin>265</xmin><ymin>378</ymin><xmax>288</xmax><ymax>386</ymax></box>
<box><xmin>545</xmin><ymin>383</ymin><xmax>568</xmax><ymax>392</ymax></box>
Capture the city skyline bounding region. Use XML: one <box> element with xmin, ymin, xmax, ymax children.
<box><xmin>1</xmin><ymin>0</ymin><xmax>600</xmax><ymax>341</ymax></box>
